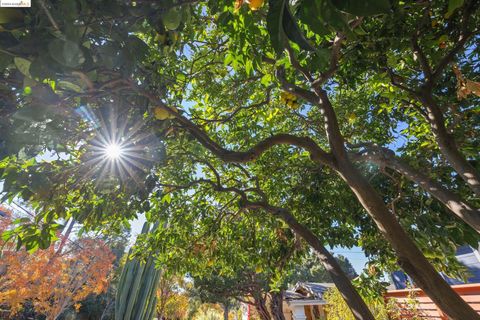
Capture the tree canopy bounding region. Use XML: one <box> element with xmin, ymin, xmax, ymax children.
<box><xmin>1</xmin><ymin>0</ymin><xmax>480</xmax><ymax>319</ymax></box>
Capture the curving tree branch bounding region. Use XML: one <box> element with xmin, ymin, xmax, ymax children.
<box><xmin>350</xmin><ymin>146</ymin><xmax>480</xmax><ymax>233</ymax></box>
<box><xmin>133</xmin><ymin>85</ymin><xmax>334</xmax><ymax>166</ymax></box>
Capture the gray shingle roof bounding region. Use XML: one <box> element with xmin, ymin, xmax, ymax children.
<box><xmin>288</xmin><ymin>282</ymin><xmax>335</xmax><ymax>300</ymax></box>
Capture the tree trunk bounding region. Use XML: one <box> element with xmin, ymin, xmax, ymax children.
<box><xmin>254</xmin><ymin>295</ymin><xmax>272</xmax><ymax>320</ymax></box>
<box><xmin>223</xmin><ymin>304</ymin><xmax>229</xmax><ymax>320</ymax></box>
<box><xmin>337</xmin><ymin>160</ymin><xmax>480</xmax><ymax>320</ymax></box>
<box><xmin>268</xmin><ymin>291</ymin><xmax>286</xmax><ymax>320</ymax></box>
<box><xmin>314</xmin><ymin>88</ymin><xmax>480</xmax><ymax>319</ymax></box>
<box><xmin>419</xmin><ymin>93</ymin><xmax>480</xmax><ymax>197</ymax></box>
<box><xmin>263</xmin><ymin>205</ymin><xmax>375</xmax><ymax>320</ymax></box>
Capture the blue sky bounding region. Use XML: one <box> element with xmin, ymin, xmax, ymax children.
<box><xmin>331</xmin><ymin>246</ymin><xmax>368</xmax><ymax>273</ymax></box>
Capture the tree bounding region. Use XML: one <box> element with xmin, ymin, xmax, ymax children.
<box><xmin>323</xmin><ymin>287</ymin><xmax>396</xmax><ymax>320</ymax></box>
<box><xmin>76</xmin><ymin>226</ymin><xmax>130</xmax><ymax>320</ymax></box>
<box><xmin>134</xmin><ymin>195</ymin><xmax>298</xmax><ymax>320</ymax></box>
<box><xmin>156</xmin><ymin>274</ymin><xmax>190</xmax><ymax>320</ymax></box>
<box><xmin>0</xmin><ymin>207</ymin><xmax>115</xmax><ymax>319</ymax></box>
<box><xmin>1</xmin><ymin>0</ymin><xmax>480</xmax><ymax>319</ymax></box>
<box><xmin>190</xmin><ymin>273</ymin><xmax>256</xmax><ymax>320</ymax></box>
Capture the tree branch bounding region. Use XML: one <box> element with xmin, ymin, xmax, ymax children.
<box><xmin>38</xmin><ymin>0</ymin><xmax>60</xmax><ymax>31</ymax></box>
<box><xmin>429</xmin><ymin>0</ymin><xmax>477</xmax><ymax>84</ymax></box>
<box><xmin>285</xmin><ymin>42</ymin><xmax>313</xmax><ymax>82</ymax></box>
<box><xmin>133</xmin><ymin>84</ymin><xmax>334</xmax><ymax>166</ymax></box>
<box><xmin>350</xmin><ymin>146</ymin><xmax>480</xmax><ymax>233</ymax></box>
<box><xmin>192</xmin><ymin>95</ymin><xmax>271</xmax><ymax>124</ymax></box>
<box><xmin>312</xmin><ymin>33</ymin><xmax>346</xmax><ymax>87</ymax></box>
<box><xmin>385</xmin><ymin>67</ymin><xmax>419</xmax><ymax>95</ymax></box>
<box><xmin>411</xmin><ymin>33</ymin><xmax>433</xmax><ymax>81</ymax></box>
<box><xmin>430</xmin><ymin>32</ymin><xmax>473</xmax><ymax>84</ymax></box>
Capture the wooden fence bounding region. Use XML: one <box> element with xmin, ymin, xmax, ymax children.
<box><xmin>384</xmin><ymin>284</ymin><xmax>480</xmax><ymax>319</ymax></box>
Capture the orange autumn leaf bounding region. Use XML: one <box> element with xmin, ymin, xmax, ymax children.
<box><xmin>0</xmin><ymin>217</ymin><xmax>115</xmax><ymax>319</ymax></box>
<box><xmin>234</xmin><ymin>0</ymin><xmax>244</xmax><ymax>11</ymax></box>
<box><xmin>453</xmin><ymin>64</ymin><xmax>480</xmax><ymax>99</ymax></box>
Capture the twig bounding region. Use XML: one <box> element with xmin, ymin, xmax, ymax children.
<box><xmin>38</xmin><ymin>0</ymin><xmax>60</xmax><ymax>31</ymax></box>
<box><xmin>312</xmin><ymin>33</ymin><xmax>346</xmax><ymax>87</ymax></box>
<box><xmin>411</xmin><ymin>33</ymin><xmax>432</xmax><ymax>80</ymax></box>
<box><xmin>285</xmin><ymin>42</ymin><xmax>313</xmax><ymax>82</ymax></box>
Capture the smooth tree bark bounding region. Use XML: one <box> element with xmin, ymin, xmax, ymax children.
<box><xmin>336</xmin><ymin>158</ymin><xmax>480</xmax><ymax>319</ymax></box>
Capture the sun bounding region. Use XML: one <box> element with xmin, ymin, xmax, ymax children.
<box><xmin>77</xmin><ymin>106</ymin><xmax>165</xmax><ymax>191</ymax></box>
<box><xmin>104</xmin><ymin>143</ymin><xmax>123</xmax><ymax>160</ymax></box>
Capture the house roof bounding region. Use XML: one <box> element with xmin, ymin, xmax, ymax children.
<box><xmin>391</xmin><ymin>244</ymin><xmax>480</xmax><ymax>289</ymax></box>
<box><xmin>284</xmin><ymin>290</ymin><xmax>306</xmax><ymax>300</ymax></box>
<box><xmin>288</xmin><ymin>282</ymin><xmax>335</xmax><ymax>300</ymax></box>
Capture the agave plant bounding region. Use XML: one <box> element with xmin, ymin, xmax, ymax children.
<box><xmin>115</xmin><ymin>222</ymin><xmax>161</xmax><ymax>320</ymax></box>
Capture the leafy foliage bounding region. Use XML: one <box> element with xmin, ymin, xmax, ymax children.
<box><xmin>286</xmin><ymin>253</ymin><xmax>357</xmax><ymax>285</ymax></box>
<box><xmin>0</xmin><ymin>207</ymin><xmax>114</xmax><ymax>318</ymax></box>
<box><xmin>324</xmin><ymin>287</ymin><xmax>396</xmax><ymax>320</ymax></box>
<box><xmin>1</xmin><ymin>0</ymin><xmax>480</xmax><ymax>317</ymax></box>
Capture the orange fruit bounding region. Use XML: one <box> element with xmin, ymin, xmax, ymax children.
<box><xmin>154</xmin><ymin>107</ymin><xmax>169</xmax><ymax>120</ymax></box>
<box><xmin>248</xmin><ymin>0</ymin><xmax>264</xmax><ymax>10</ymax></box>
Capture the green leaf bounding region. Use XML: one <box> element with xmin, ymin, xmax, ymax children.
<box><xmin>0</xmin><ymin>52</ymin><xmax>12</xmax><ymax>71</ymax></box>
<box><xmin>58</xmin><ymin>80</ymin><xmax>83</xmax><ymax>93</ymax></box>
<box><xmin>317</xmin><ymin>0</ymin><xmax>349</xmax><ymax>30</ymax></box>
<box><xmin>296</xmin><ymin>0</ymin><xmax>329</xmax><ymax>36</ymax></box>
<box><xmin>126</xmin><ymin>35</ymin><xmax>149</xmax><ymax>59</ymax></box>
<box><xmin>59</xmin><ymin>0</ymin><xmax>78</xmax><ymax>22</ymax></box>
<box><xmin>161</xmin><ymin>193</ymin><xmax>172</xmax><ymax>204</ymax></box>
<box><xmin>267</xmin><ymin>0</ymin><xmax>314</xmax><ymax>54</ymax></box>
<box><xmin>14</xmin><ymin>57</ymin><xmax>31</xmax><ymax>77</ymax></box>
<box><xmin>48</xmin><ymin>39</ymin><xmax>85</xmax><ymax>68</ymax></box>
<box><xmin>266</xmin><ymin>0</ymin><xmax>287</xmax><ymax>55</ymax></box>
<box><xmin>0</xmin><ymin>8</ymin><xmax>24</xmax><ymax>24</ymax></box>
<box><xmin>354</xmin><ymin>25</ymin><xmax>368</xmax><ymax>35</ymax></box>
<box><xmin>312</xmin><ymin>47</ymin><xmax>331</xmax><ymax>71</ymax></box>
<box><xmin>445</xmin><ymin>0</ymin><xmax>464</xmax><ymax>18</ymax></box>
<box><xmin>331</xmin><ymin>0</ymin><xmax>390</xmax><ymax>16</ymax></box>
<box><xmin>162</xmin><ymin>7</ymin><xmax>182</xmax><ymax>31</ymax></box>
<box><xmin>245</xmin><ymin>59</ymin><xmax>253</xmax><ymax>76</ymax></box>
<box><xmin>260</xmin><ymin>74</ymin><xmax>272</xmax><ymax>86</ymax></box>
<box><xmin>282</xmin><ymin>5</ymin><xmax>315</xmax><ymax>51</ymax></box>
<box><xmin>26</xmin><ymin>241</ymin><xmax>39</xmax><ymax>253</ymax></box>
<box><xmin>30</xmin><ymin>55</ymin><xmax>58</xmax><ymax>80</ymax></box>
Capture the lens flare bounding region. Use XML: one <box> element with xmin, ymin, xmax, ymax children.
<box><xmin>77</xmin><ymin>106</ymin><xmax>165</xmax><ymax>192</ymax></box>
<box><xmin>104</xmin><ymin>143</ymin><xmax>123</xmax><ymax>160</ymax></box>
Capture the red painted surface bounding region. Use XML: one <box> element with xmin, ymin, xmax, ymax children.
<box><xmin>384</xmin><ymin>284</ymin><xmax>480</xmax><ymax>319</ymax></box>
